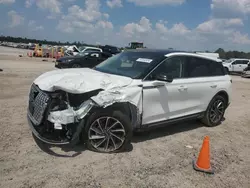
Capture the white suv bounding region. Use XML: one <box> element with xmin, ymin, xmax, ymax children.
<box><xmin>27</xmin><ymin>49</ymin><xmax>232</xmax><ymax>153</ymax></box>
<box><xmin>223</xmin><ymin>58</ymin><xmax>250</xmax><ymax>73</ymax></box>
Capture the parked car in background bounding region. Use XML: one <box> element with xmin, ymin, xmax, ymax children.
<box><xmin>55</xmin><ymin>51</ymin><xmax>112</xmax><ymax>68</ymax></box>
<box><xmin>100</xmin><ymin>45</ymin><xmax>121</xmax><ymax>55</ymax></box>
<box><xmin>65</xmin><ymin>46</ymin><xmax>103</xmax><ymax>56</ymax></box>
<box><xmin>28</xmin><ymin>49</ymin><xmax>232</xmax><ymax>153</ymax></box>
<box><xmin>241</xmin><ymin>63</ymin><xmax>250</xmax><ymax>78</ymax></box>
<box><xmin>223</xmin><ymin>58</ymin><xmax>250</xmax><ymax>74</ymax></box>
<box><xmin>79</xmin><ymin>46</ymin><xmax>103</xmax><ymax>53</ymax></box>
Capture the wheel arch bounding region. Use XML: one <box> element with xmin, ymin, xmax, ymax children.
<box><xmin>88</xmin><ymin>102</ymin><xmax>140</xmax><ymax>130</ymax></box>
<box><xmin>215</xmin><ymin>90</ymin><xmax>229</xmax><ymax>105</ymax></box>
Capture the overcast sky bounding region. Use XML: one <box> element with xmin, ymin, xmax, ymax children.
<box><xmin>0</xmin><ymin>0</ymin><xmax>250</xmax><ymax>51</ymax></box>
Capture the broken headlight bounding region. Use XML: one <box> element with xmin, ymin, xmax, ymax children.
<box><xmin>49</xmin><ymin>91</ymin><xmax>68</xmax><ymax>111</ymax></box>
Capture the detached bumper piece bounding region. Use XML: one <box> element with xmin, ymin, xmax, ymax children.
<box><xmin>27</xmin><ymin>84</ymin><xmax>81</xmax><ymax>145</ymax></box>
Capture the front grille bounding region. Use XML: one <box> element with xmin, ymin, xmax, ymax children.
<box><xmin>28</xmin><ymin>84</ymin><xmax>50</xmax><ymax>126</ymax></box>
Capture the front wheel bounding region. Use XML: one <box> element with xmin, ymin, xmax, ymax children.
<box><xmin>201</xmin><ymin>95</ymin><xmax>226</xmax><ymax>127</ymax></box>
<box><xmin>83</xmin><ymin>110</ymin><xmax>132</xmax><ymax>153</ymax></box>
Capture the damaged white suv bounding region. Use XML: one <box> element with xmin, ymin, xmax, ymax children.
<box><xmin>27</xmin><ymin>49</ymin><xmax>232</xmax><ymax>153</ymax></box>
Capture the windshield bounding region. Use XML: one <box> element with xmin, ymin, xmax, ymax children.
<box><xmin>94</xmin><ymin>51</ymin><xmax>163</xmax><ymax>78</ymax></box>
<box><xmin>78</xmin><ymin>46</ymin><xmax>86</xmax><ymax>51</ymax></box>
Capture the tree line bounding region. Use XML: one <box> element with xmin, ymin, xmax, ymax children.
<box><xmin>0</xmin><ymin>36</ymin><xmax>97</xmax><ymax>47</ymax></box>
<box><xmin>1</xmin><ymin>36</ymin><xmax>249</xmax><ymax>59</ymax></box>
<box><xmin>215</xmin><ymin>48</ymin><xmax>250</xmax><ymax>59</ymax></box>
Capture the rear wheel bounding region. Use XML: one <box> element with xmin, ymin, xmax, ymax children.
<box><xmin>83</xmin><ymin>110</ymin><xmax>132</xmax><ymax>153</ymax></box>
<box><xmin>202</xmin><ymin>95</ymin><xmax>226</xmax><ymax>127</ymax></box>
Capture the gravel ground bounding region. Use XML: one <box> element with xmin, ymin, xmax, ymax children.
<box><xmin>0</xmin><ymin>47</ymin><xmax>250</xmax><ymax>188</ymax></box>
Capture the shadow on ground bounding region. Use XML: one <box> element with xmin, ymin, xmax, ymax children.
<box><xmin>33</xmin><ymin>120</ymin><xmax>204</xmax><ymax>157</ymax></box>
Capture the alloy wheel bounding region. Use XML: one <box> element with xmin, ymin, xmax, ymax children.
<box><xmin>209</xmin><ymin>99</ymin><xmax>225</xmax><ymax>124</ymax></box>
<box><xmin>88</xmin><ymin>117</ymin><xmax>126</xmax><ymax>152</ymax></box>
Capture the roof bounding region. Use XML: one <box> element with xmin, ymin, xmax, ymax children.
<box><xmin>125</xmin><ymin>48</ymin><xmax>223</xmax><ymax>62</ymax></box>
<box><xmin>230</xmin><ymin>58</ymin><xmax>250</xmax><ymax>60</ymax></box>
<box><xmin>125</xmin><ymin>48</ymin><xmax>187</xmax><ymax>55</ymax></box>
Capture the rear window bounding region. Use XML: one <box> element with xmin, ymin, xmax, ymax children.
<box><xmin>185</xmin><ymin>57</ymin><xmax>225</xmax><ymax>78</ymax></box>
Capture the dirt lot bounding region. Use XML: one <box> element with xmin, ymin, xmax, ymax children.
<box><xmin>0</xmin><ymin>46</ymin><xmax>250</xmax><ymax>188</ymax></box>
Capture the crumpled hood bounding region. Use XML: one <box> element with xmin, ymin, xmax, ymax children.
<box><xmin>34</xmin><ymin>68</ymin><xmax>133</xmax><ymax>93</ymax></box>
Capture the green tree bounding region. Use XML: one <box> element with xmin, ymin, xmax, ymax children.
<box><xmin>215</xmin><ymin>48</ymin><xmax>226</xmax><ymax>59</ymax></box>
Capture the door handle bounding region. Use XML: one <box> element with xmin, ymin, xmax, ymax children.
<box><xmin>210</xmin><ymin>84</ymin><xmax>217</xmax><ymax>88</ymax></box>
<box><xmin>178</xmin><ymin>85</ymin><xmax>188</xmax><ymax>91</ymax></box>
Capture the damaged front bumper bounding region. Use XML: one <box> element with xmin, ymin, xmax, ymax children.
<box><xmin>27</xmin><ymin>78</ymin><xmax>143</xmax><ymax>146</ymax></box>
<box><xmin>27</xmin><ymin>100</ymin><xmax>93</xmax><ymax>145</ymax></box>
<box><xmin>27</xmin><ymin>84</ymin><xmax>95</xmax><ymax>145</ymax></box>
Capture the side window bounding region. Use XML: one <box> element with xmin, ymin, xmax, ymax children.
<box><xmin>186</xmin><ymin>57</ymin><xmax>211</xmax><ymax>77</ymax></box>
<box><xmin>208</xmin><ymin>61</ymin><xmax>225</xmax><ymax>76</ymax></box>
<box><xmin>233</xmin><ymin>60</ymin><xmax>241</xmax><ymax>65</ymax></box>
<box><xmin>148</xmin><ymin>56</ymin><xmax>184</xmax><ymax>80</ymax></box>
<box><xmin>241</xmin><ymin>60</ymin><xmax>249</xmax><ymax>65</ymax></box>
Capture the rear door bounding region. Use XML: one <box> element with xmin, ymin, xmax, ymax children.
<box><xmin>240</xmin><ymin>60</ymin><xmax>249</xmax><ymax>71</ymax></box>
<box><xmin>180</xmin><ymin>56</ymin><xmax>218</xmax><ymax>113</ymax></box>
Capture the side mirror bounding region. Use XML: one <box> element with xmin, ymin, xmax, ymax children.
<box><xmin>155</xmin><ymin>74</ymin><xmax>173</xmax><ymax>82</ymax></box>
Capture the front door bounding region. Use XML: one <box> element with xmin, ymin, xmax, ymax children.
<box><xmin>142</xmin><ymin>56</ymin><xmax>191</xmax><ymax>125</ymax></box>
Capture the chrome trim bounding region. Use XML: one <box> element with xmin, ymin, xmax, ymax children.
<box><xmin>28</xmin><ymin>84</ymin><xmax>50</xmax><ymax>125</ymax></box>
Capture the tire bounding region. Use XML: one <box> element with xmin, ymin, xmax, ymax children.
<box><xmin>72</xmin><ymin>64</ymin><xmax>81</xmax><ymax>68</ymax></box>
<box><xmin>83</xmin><ymin>109</ymin><xmax>132</xmax><ymax>153</ymax></box>
<box><xmin>201</xmin><ymin>95</ymin><xmax>227</xmax><ymax>127</ymax></box>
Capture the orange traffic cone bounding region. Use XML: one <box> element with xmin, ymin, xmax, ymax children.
<box><xmin>193</xmin><ymin>136</ymin><xmax>214</xmax><ymax>174</ymax></box>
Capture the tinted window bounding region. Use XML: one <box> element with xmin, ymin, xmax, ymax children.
<box><xmin>186</xmin><ymin>57</ymin><xmax>211</xmax><ymax>77</ymax></box>
<box><xmin>146</xmin><ymin>56</ymin><xmax>185</xmax><ymax>80</ymax></box>
<box><xmin>241</xmin><ymin>60</ymin><xmax>249</xmax><ymax>64</ymax></box>
<box><xmin>233</xmin><ymin>60</ymin><xmax>242</xmax><ymax>65</ymax></box>
<box><xmin>208</xmin><ymin>61</ymin><xmax>225</xmax><ymax>76</ymax></box>
<box><xmin>186</xmin><ymin>57</ymin><xmax>225</xmax><ymax>77</ymax></box>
